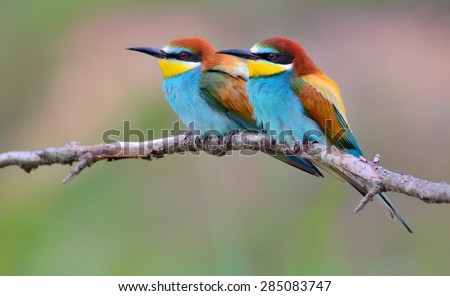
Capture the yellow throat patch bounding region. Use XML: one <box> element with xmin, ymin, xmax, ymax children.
<box><xmin>158</xmin><ymin>59</ymin><xmax>199</xmax><ymax>78</ymax></box>
<box><xmin>247</xmin><ymin>60</ymin><xmax>290</xmax><ymax>77</ymax></box>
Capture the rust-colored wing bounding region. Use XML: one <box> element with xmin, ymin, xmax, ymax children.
<box><xmin>200</xmin><ymin>58</ymin><xmax>255</xmax><ymax>127</ymax></box>
<box><xmin>291</xmin><ymin>73</ymin><xmax>362</xmax><ymax>156</ymax></box>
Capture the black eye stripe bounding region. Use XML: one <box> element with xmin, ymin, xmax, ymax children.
<box><xmin>257</xmin><ymin>53</ymin><xmax>293</xmax><ymax>65</ymax></box>
<box><xmin>165</xmin><ymin>51</ymin><xmax>202</xmax><ymax>62</ymax></box>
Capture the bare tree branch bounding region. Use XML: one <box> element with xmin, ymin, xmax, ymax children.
<box><xmin>1</xmin><ymin>132</ymin><xmax>449</xmax><ymax>208</ymax></box>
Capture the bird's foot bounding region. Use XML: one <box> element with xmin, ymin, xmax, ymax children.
<box><xmin>183</xmin><ymin>130</ymin><xmax>196</xmax><ymax>138</ymax></box>
<box><xmin>194</xmin><ymin>131</ymin><xmax>223</xmax><ymax>157</ymax></box>
<box><xmin>293</xmin><ymin>142</ymin><xmax>302</xmax><ymax>154</ymax></box>
<box><xmin>223</xmin><ymin>129</ymin><xmax>240</xmax><ymax>149</ymax></box>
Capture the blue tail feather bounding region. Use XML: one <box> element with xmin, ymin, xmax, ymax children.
<box><xmin>377</xmin><ymin>192</ymin><xmax>412</xmax><ymax>233</ymax></box>
<box><xmin>272</xmin><ymin>153</ymin><xmax>323</xmax><ymax>177</ymax></box>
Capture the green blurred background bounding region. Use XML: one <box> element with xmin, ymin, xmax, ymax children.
<box><xmin>1</xmin><ymin>0</ymin><xmax>450</xmax><ymax>275</ymax></box>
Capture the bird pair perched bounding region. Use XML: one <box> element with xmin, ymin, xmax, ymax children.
<box><xmin>128</xmin><ymin>37</ymin><xmax>411</xmax><ymax>233</ymax></box>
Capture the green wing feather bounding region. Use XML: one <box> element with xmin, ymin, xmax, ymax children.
<box><xmin>200</xmin><ymin>69</ymin><xmax>255</xmax><ymax>130</ymax></box>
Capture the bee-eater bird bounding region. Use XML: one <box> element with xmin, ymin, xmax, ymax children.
<box><xmin>218</xmin><ymin>37</ymin><xmax>412</xmax><ymax>232</ymax></box>
<box><xmin>127</xmin><ymin>38</ymin><xmax>322</xmax><ymax>177</ymax></box>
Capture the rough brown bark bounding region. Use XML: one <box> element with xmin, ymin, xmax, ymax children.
<box><xmin>1</xmin><ymin>132</ymin><xmax>449</xmax><ymax>207</ymax></box>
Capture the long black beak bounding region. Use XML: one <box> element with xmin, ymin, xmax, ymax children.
<box><xmin>216</xmin><ymin>49</ymin><xmax>258</xmax><ymax>60</ymax></box>
<box><xmin>127</xmin><ymin>47</ymin><xmax>169</xmax><ymax>59</ymax></box>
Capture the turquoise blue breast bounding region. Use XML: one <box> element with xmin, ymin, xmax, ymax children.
<box><xmin>162</xmin><ymin>68</ymin><xmax>241</xmax><ymax>135</ymax></box>
<box><xmin>246</xmin><ymin>70</ymin><xmax>323</xmax><ymax>144</ymax></box>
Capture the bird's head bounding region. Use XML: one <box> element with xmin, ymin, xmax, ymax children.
<box><xmin>128</xmin><ymin>38</ymin><xmax>215</xmax><ymax>78</ymax></box>
<box><xmin>217</xmin><ymin>37</ymin><xmax>320</xmax><ymax>78</ymax></box>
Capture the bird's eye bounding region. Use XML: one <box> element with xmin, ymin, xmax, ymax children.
<box><xmin>178</xmin><ymin>52</ymin><xmax>190</xmax><ymax>59</ymax></box>
<box><xmin>267</xmin><ymin>53</ymin><xmax>277</xmax><ymax>60</ymax></box>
